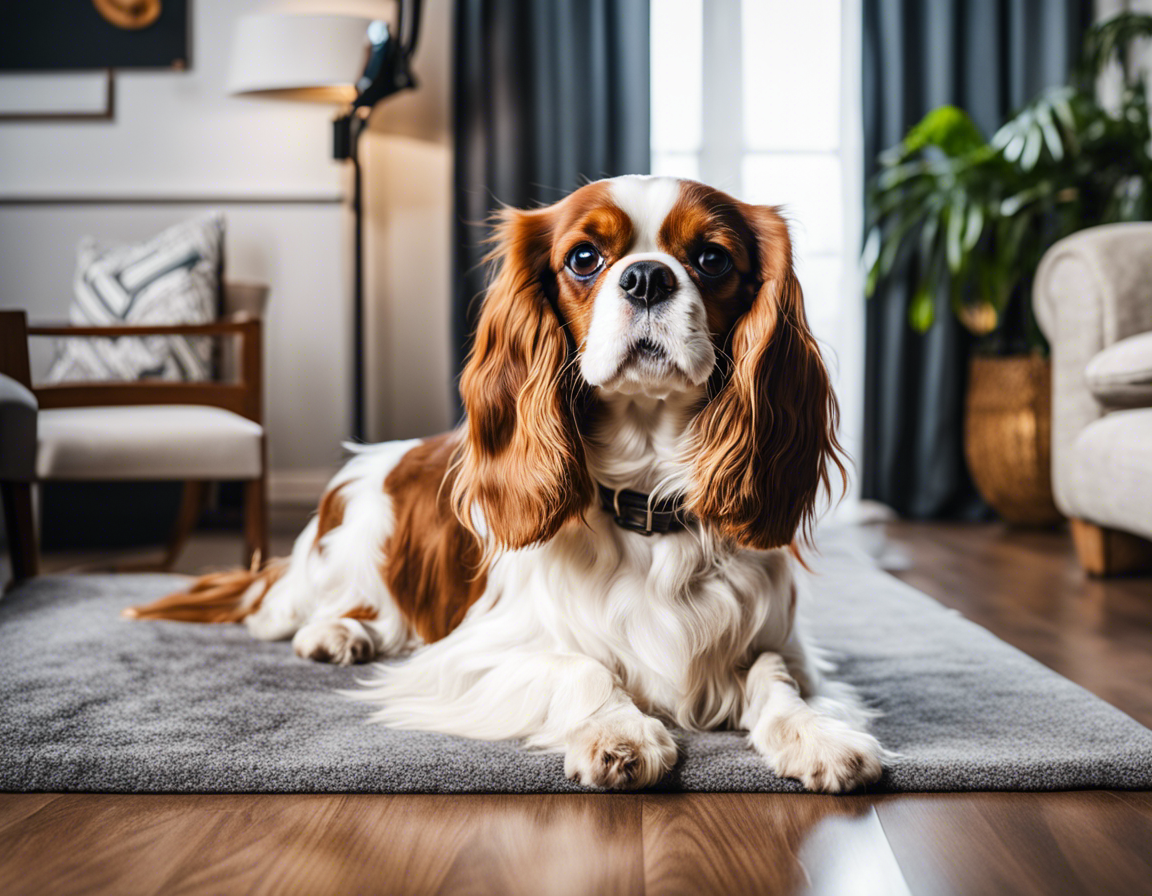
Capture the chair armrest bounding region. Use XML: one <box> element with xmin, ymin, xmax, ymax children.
<box><xmin>1084</xmin><ymin>331</ymin><xmax>1152</xmax><ymax>409</ymax></box>
<box><xmin>27</xmin><ymin>319</ymin><xmax>263</xmax><ymax>423</ymax></box>
<box><xmin>28</xmin><ymin>320</ymin><xmax>258</xmax><ymax>338</ymax></box>
<box><xmin>1033</xmin><ymin>223</ymin><xmax>1152</xmax><ymax>515</ymax></box>
<box><xmin>34</xmin><ymin>381</ymin><xmax>253</xmax><ymax>416</ymax></box>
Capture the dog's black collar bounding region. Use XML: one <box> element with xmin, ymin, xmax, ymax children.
<box><xmin>597</xmin><ymin>483</ymin><xmax>694</xmax><ymax>535</ymax></box>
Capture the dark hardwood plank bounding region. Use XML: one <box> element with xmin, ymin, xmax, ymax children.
<box><xmin>151</xmin><ymin>794</ymin><xmax>359</xmax><ymax>896</ymax></box>
<box><xmin>0</xmin><ymin>793</ymin><xmax>241</xmax><ymax>896</ymax></box>
<box><xmin>642</xmin><ymin>793</ymin><xmax>910</xmax><ymax>896</ymax></box>
<box><xmin>426</xmin><ymin>794</ymin><xmax>644</xmax><ymax>896</ymax></box>
<box><xmin>876</xmin><ymin>791</ymin><xmax>1152</xmax><ymax>896</ymax></box>
<box><xmin>0</xmin><ymin>794</ymin><xmax>645</xmax><ymax>896</ymax></box>
<box><xmin>1109</xmin><ymin>789</ymin><xmax>1152</xmax><ymax>818</ymax></box>
<box><xmin>0</xmin><ymin>794</ymin><xmax>58</xmax><ymax>837</ymax></box>
<box><xmin>7</xmin><ymin>790</ymin><xmax>1150</xmax><ymax>895</ymax></box>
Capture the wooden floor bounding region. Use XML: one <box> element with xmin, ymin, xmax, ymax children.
<box><xmin>3</xmin><ymin>519</ymin><xmax>1152</xmax><ymax>895</ymax></box>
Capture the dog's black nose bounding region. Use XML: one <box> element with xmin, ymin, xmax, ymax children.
<box><xmin>619</xmin><ymin>261</ymin><xmax>676</xmax><ymax>309</ymax></box>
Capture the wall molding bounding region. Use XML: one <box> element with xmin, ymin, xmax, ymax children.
<box><xmin>0</xmin><ymin>193</ymin><xmax>344</xmax><ymax>206</ymax></box>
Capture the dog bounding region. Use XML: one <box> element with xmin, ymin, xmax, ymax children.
<box><xmin>128</xmin><ymin>175</ymin><xmax>885</xmax><ymax>793</ymax></box>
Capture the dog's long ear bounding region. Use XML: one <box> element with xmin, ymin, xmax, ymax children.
<box><xmin>688</xmin><ymin>205</ymin><xmax>844</xmax><ymax>550</ymax></box>
<box><xmin>453</xmin><ymin>206</ymin><xmax>592</xmax><ymax>550</ymax></box>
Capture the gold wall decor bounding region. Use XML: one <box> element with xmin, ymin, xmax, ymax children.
<box><xmin>92</xmin><ymin>0</ymin><xmax>161</xmax><ymax>30</ymax></box>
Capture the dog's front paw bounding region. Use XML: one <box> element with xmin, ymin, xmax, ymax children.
<box><xmin>564</xmin><ymin>711</ymin><xmax>678</xmax><ymax>790</ymax></box>
<box><xmin>754</xmin><ymin>709</ymin><xmax>883</xmax><ymax>793</ymax></box>
<box><xmin>292</xmin><ymin>619</ymin><xmax>376</xmax><ymax>665</ymax></box>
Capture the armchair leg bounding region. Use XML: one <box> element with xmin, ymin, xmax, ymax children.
<box><xmin>1</xmin><ymin>481</ymin><xmax>39</xmax><ymax>585</ymax></box>
<box><xmin>1070</xmin><ymin>519</ymin><xmax>1152</xmax><ymax>577</ymax></box>
<box><xmin>243</xmin><ymin>475</ymin><xmax>268</xmax><ymax>567</ymax></box>
<box><xmin>162</xmin><ymin>480</ymin><xmax>206</xmax><ymax>571</ymax></box>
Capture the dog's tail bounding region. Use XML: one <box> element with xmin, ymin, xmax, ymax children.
<box><xmin>122</xmin><ymin>556</ymin><xmax>289</xmax><ymax>623</ymax></box>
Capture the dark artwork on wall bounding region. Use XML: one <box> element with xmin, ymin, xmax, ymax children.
<box><xmin>0</xmin><ymin>0</ymin><xmax>190</xmax><ymax>71</ymax></box>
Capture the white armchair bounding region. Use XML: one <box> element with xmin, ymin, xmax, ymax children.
<box><xmin>1034</xmin><ymin>223</ymin><xmax>1152</xmax><ymax>575</ymax></box>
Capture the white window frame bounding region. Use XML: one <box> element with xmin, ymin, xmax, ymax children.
<box><xmin>651</xmin><ymin>0</ymin><xmax>865</xmax><ymax>512</ymax></box>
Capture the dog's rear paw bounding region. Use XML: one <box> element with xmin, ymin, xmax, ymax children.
<box><xmin>292</xmin><ymin>619</ymin><xmax>376</xmax><ymax>665</ymax></box>
<box><xmin>564</xmin><ymin>711</ymin><xmax>677</xmax><ymax>790</ymax></box>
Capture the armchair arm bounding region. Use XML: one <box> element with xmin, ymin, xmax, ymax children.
<box><xmin>26</xmin><ymin>318</ymin><xmax>263</xmax><ymax>424</ymax></box>
<box><xmin>27</xmin><ymin>320</ymin><xmax>257</xmax><ymax>338</ymax></box>
<box><xmin>1033</xmin><ymin>223</ymin><xmax>1152</xmax><ymax>515</ymax></box>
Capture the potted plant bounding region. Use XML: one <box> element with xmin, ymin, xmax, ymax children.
<box><xmin>864</xmin><ymin>12</ymin><xmax>1152</xmax><ymax>525</ymax></box>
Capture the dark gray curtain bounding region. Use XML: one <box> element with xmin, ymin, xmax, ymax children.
<box><xmin>861</xmin><ymin>0</ymin><xmax>1091</xmax><ymax>518</ymax></box>
<box><xmin>452</xmin><ymin>0</ymin><xmax>650</xmax><ymax>403</ymax></box>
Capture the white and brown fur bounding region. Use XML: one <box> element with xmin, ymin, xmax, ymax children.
<box><xmin>128</xmin><ymin>176</ymin><xmax>885</xmax><ymax>792</ymax></box>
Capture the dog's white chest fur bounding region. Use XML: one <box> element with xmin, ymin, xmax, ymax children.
<box><xmin>483</xmin><ymin>516</ymin><xmax>795</xmax><ymax>729</ymax></box>
<box><xmin>459</xmin><ymin>391</ymin><xmax>800</xmax><ymax>729</ymax></box>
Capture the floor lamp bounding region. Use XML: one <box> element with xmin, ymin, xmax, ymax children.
<box><xmin>227</xmin><ymin>4</ymin><xmax>422</xmax><ymax>441</ymax></box>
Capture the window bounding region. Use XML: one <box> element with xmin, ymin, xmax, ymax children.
<box><xmin>651</xmin><ymin>0</ymin><xmax>864</xmax><ymax>506</ymax></box>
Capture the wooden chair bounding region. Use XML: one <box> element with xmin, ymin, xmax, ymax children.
<box><xmin>0</xmin><ymin>282</ymin><xmax>268</xmax><ymax>581</ymax></box>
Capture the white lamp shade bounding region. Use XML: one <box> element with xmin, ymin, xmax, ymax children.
<box><xmin>227</xmin><ymin>13</ymin><xmax>375</xmax><ymax>102</ymax></box>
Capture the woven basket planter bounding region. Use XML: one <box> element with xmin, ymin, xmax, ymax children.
<box><xmin>964</xmin><ymin>354</ymin><xmax>1062</xmax><ymax>526</ymax></box>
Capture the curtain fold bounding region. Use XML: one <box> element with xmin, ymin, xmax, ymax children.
<box><xmin>861</xmin><ymin>0</ymin><xmax>1091</xmax><ymax>519</ymax></box>
<box><xmin>452</xmin><ymin>0</ymin><xmax>650</xmax><ymax>407</ymax></box>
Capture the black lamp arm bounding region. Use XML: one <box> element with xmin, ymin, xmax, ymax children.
<box><xmin>398</xmin><ymin>0</ymin><xmax>422</xmax><ymax>61</ymax></box>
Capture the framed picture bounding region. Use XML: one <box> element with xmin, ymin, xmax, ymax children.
<box><xmin>0</xmin><ymin>71</ymin><xmax>116</xmax><ymax>120</ymax></box>
<box><xmin>0</xmin><ymin>0</ymin><xmax>190</xmax><ymax>71</ymax></box>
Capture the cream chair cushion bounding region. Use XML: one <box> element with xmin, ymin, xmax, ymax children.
<box><xmin>1068</xmin><ymin>408</ymin><xmax>1152</xmax><ymax>541</ymax></box>
<box><xmin>37</xmin><ymin>405</ymin><xmax>262</xmax><ymax>481</ymax></box>
<box><xmin>1085</xmin><ymin>330</ymin><xmax>1152</xmax><ymax>409</ymax></box>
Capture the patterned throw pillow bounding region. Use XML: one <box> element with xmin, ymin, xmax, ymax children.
<box><xmin>45</xmin><ymin>213</ymin><xmax>224</xmax><ymax>383</ymax></box>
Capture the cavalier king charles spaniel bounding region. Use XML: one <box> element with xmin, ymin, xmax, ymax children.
<box><xmin>128</xmin><ymin>175</ymin><xmax>885</xmax><ymax>793</ymax></box>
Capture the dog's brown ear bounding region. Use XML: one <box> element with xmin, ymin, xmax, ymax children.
<box><xmin>453</xmin><ymin>206</ymin><xmax>592</xmax><ymax>550</ymax></box>
<box><xmin>688</xmin><ymin>205</ymin><xmax>844</xmax><ymax>550</ymax></box>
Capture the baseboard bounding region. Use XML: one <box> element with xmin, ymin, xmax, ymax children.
<box><xmin>267</xmin><ymin>469</ymin><xmax>335</xmax><ymax>509</ymax></box>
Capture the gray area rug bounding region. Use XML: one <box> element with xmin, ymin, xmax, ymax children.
<box><xmin>3</xmin><ymin>540</ymin><xmax>1152</xmax><ymax>793</ymax></box>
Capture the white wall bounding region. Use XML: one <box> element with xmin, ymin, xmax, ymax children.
<box><xmin>363</xmin><ymin>136</ymin><xmax>455</xmax><ymax>442</ymax></box>
<box><xmin>0</xmin><ymin>0</ymin><xmax>455</xmax><ymax>502</ymax></box>
<box><xmin>362</xmin><ymin>0</ymin><xmax>456</xmax><ymax>443</ymax></box>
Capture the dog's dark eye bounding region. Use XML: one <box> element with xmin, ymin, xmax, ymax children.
<box><xmin>566</xmin><ymin>243</ymin><xmax>603</xmax><ymax>277</ymax></box>
<box><xmin>695</xmin><ymin>245</ymin><xmax>732</xmax><ymax>277</ymax></box>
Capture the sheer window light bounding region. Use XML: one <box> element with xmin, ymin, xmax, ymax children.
<box><xmin>651</xmin><ymin>0</ymin><xmax>864</xmax><ymax>508</ymax></box>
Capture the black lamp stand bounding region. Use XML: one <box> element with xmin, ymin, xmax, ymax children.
<box><xmin>332</xmin><ymin>2</ymin><xmax>420</xmax><ymax>441</ymax></box>
<box><xmin>333</xmin><ymin>111</ymin><xmax>370</xmax><ymax>441</ymax></box>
